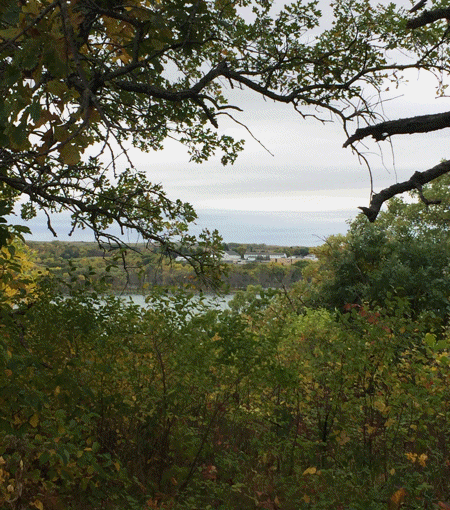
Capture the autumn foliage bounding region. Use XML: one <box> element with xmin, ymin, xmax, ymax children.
<box><xmin>2</xmin><ymin>236</ymin><xmax>450</xmax><ymax>509</ymax></box>
<box><xmin>3</xmin><ymin>0</ymin><xmax>450</xmax><ymax>506</ymax></box>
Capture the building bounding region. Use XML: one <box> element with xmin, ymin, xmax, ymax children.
<box><xmin>244</xmin><ymin>251</ymin><xmax>287</xmax><ymax>262</ymax></box>
<box><xmin>221</xmin><ymin>250</ymin><xmax>241</xmax><ymax>263</ymax></box>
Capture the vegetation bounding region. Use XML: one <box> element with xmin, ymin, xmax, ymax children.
<box><xmin>24</xmin><ymin>241</ymin><xmax>310</xmax><ymax>292</ymax></box>
<box><xmin>2</xmin><ymin>177</ymin><xmax>450</xmax><ymax>509</ymax></box>
<box><xmin>3</xmin><ymin>1</ymin><xmax>450</xmax><ymax>509</ymax></box>
<box><xmin>301</xmin><ymin>173</ymin><xmax>450</xmax><ymax>328</ymax></box>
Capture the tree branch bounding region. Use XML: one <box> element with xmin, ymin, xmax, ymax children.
<box><xmin>358</xmin><ymin>160</ymin><xmax>450</xmax><ymax>222</ymax></box>
<box><xmin>406</xmin><ymin>7</ymin><xmax>450</xmax><ymax>29</ymax></box>
<box><xmin>343</xmin><ymin>111</ymin><xmax>450</xmax><ymax>147</ymax></box>
<box><xmin>0</xmin><ymin>0</ymin><xmax>59</xmax><ymax>53</ymax></box>
<box><xmin>114</xmin><ymin>60</ymin><xmax>229</xmax><ymax>100</ymax></box>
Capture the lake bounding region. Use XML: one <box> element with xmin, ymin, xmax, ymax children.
<box><xmin>116</xmin><ymin>293</ymin><xmax>234</xmax><ymax>311</ymax></box>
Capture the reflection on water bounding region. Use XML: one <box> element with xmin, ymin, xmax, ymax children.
<box><xmin>116</xmin><ymin>293</ymin><xmax>234</xmax><ymax>311</ymax></box>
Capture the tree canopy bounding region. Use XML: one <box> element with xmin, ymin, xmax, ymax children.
<box><xmin>299</xmin><ymin>173</ymin><xmax>450</xmax><ymax>327</ymax></box>
<box><xmin>1</xmin><ymin>0</ymin><xmax>449</xmax><ymax>269</ymax></box>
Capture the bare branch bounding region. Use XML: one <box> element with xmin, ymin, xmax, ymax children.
<box><xmin>114</xmin><ymin>60</ymin><xmax>230</xmax><ymax>100</ymax></box>
<box><xmin>343</xmin><ymin>111</ymin><xmax>450</xmax><ymax>147</ymax></box>
<box><xmin>359</xmin><ymin>160</ymin><xmax>450</xmax><ymax>222</ymax></box>
<box><xmin>407</xmin><ymin>7</ymin><xmax>450</xmax><ymax>29</ymax></box>
<box><xmin>220</xmin><ymin>112</ymin><xmax>275</xmax><ymax>156</ymax></box>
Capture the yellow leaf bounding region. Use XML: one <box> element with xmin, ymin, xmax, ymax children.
<box><xmin>32</xmin><ymin>500</ymin><xmax>44</xmax><ymax>510</ymax></box>
<box><xmin>406</xmin><ymin>452</ymin><xmax>417</xmax><ymax>463</ymax></box>
<box><xmin>29</xmin><ymin>413</ymin><xmax>39</xmax><ymax>428</ymax></box>
<box><xmin>303</xmin><ymin>495</ymin><xmax>311</xmax><ymax>503</ymax></box>
<box><xmin>22</xmin><ymin>0</ymin><xmax>40</xmax><ymax>15</ymax></box>
<box><xmin>385</xmin><ymin>418</ymin><xmax>396</xmax><ymax>428</ymax></box>
<box><xmin>418</xmin><ymin>453</ymin><xmax>428</xmax><ymax>467</ymax></box>
<box><xmin>366</xmin><ymin>425</ymin><xmax>377</xmax><ymax>435</ymax></box>
<box><xmin>373</xmin><ymin>400</ymin><xmax>388</xmax><ymax>413</ymax></box>
<box><xmin>389</xmin><ymin>488</ymin><xmax>407</xmax><ymax>510</ymax></box>
<box><xmin>303</xmin><ymin>466</ymin><xmax>317</xmax><ymax>475</ymax></box>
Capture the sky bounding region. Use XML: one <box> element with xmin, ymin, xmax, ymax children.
<box><xmin>15</xmin><ymin>0</ymin><xmax>450</xmax><ymax>247</ymax></box>
<box><xmin>145</xmin><ymin>78</ymin><xmax>449</xmax><ymax>246</ymax></box>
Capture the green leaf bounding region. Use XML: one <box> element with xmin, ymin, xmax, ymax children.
<box><xmin>9</xmin><ymin>121</ymin><xmax>29</xmax><ymax>149</ymax></box>
<box><xmin>424</xmin><ymin>333</ymin><xmax>436</xmax><ymax>348</ymax></box>
<box><xmin>38</xmin><ymin>451</ymin><xmax>50</xmax><ymax>466</ymax></box>
<box><xmin>28</xmin><ymin>101</ymin><xmax>42</xmax><ymax>123</ymax></box>
<box><xmin>58</xmin><ymin>143</ymin><xmax>81</xmax><ymax>165</ymax></box>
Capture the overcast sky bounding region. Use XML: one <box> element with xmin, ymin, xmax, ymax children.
<box><xmin>19</xmin><ymin>0</ymin><xmax>450</xmax><ymax>246</ymax></box>
<box><xmin>120</xmin><ymin>66</ymin><xmax>449</xmax><ymax>245</ymax></box>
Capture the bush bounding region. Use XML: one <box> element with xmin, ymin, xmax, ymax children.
<box><xmin>2</xmin><ymin>280</ymin><xmax>450</xmax><ymax>509</ymax></box>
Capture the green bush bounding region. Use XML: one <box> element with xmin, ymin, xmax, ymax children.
<box><xmin>2</xmin><ymin>279</ymin><xmax>450</xmax><ymax>509</ymax></box>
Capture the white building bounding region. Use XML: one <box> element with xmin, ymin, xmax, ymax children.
<box><xmin>221</xmin><ymin>250</ymin><xmax>241</xmax><ymax>263</ymax></box>
<box><xmin>244</xmin><ymin>252</ymin><xmax>287</xmax><ymax>262</ymax></box>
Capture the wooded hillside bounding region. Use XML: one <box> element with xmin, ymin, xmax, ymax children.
<box><xmin>26</xmin><ymin>241</ymin><xmax>311</xmax><ymax>292</ymax></box>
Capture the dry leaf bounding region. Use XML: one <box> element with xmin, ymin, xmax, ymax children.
<box><xmin>388</xmin><ymin>488</ymin><xmax>407</xmax><ymax>510</ymax></box>
<box><xmin>29</xmin><ymin>413</ymin><xmax>39</xmax><ymax>428</ymax></box>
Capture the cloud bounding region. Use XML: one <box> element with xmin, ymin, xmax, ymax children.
<box><xmin>195</xmin><ymin>189</ymin><xmax>370</xmax><ymax>213</ymax></box>
<box><xmin>192</xmin><ymin>208</ymin><xmax>358</xmax><ymax>245</ymax></box>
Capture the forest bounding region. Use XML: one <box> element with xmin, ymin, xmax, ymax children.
<box><xmin>25</xmin><ymin>241</ymin><xmax>310</xmax><ymax>293</ymax></box>
<box><xmin>3</xmin><ymin>0</ymin><xmax>450</xmax><ymax>508</ymax></box>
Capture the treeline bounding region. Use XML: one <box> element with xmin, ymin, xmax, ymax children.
<box><xmin>27</xmin><ymin>241</ymin><xmax>311</xmax><ymax>292</ymax></box>
<box><xmin>224</xmin><ymin>243</ymin><xmax>310</xmax><ymax>258</ymax></box>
